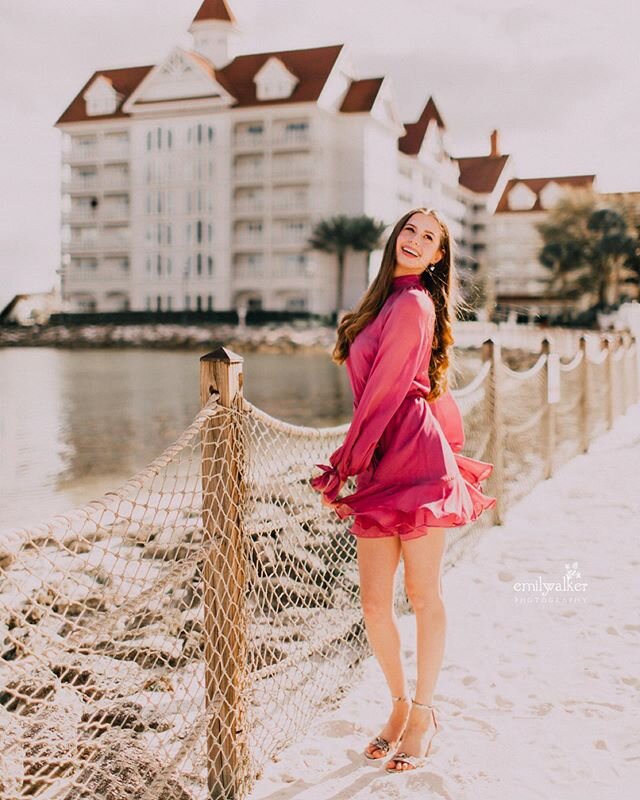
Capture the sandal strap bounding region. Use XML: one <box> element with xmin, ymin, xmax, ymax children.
<box><xmin>411</xmin><ymin>698</ymin><xmax>434</xmax><ymax>709</ymax></box>
<box><xmin>387</xmin><ymin>752</ymin><xmax>425</xmax><ymax>770</ymax></box>
<box><xmin>368</xmin><ymin>735</ymin><xmax>391</xmax><ymax>753</ymax></box>
<box><xmin>391</xmin><ymin>694</ymin><xmax>409</xmax><ymax>702</ymax></box>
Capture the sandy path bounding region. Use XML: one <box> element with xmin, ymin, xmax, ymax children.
<box><xmin>248</xmin><ymin>404</ymin><xmax>640</xmax><ymax>800</ymax></box>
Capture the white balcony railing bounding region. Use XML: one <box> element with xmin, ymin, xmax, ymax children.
<box><xmin>233</xmin><ymin>234</ymin><xmax>264</xmax><ymax>247</ymax></box>
<box><xmin>233</xmin><ymin>133</ymin><xmax>266</xmax><ymax>149</ymax></box>
<box><xmin>64</xmin><ymin>175</ymin><xmax>99</xmax><ymax>191</ymax></box>
<box><xmin>272</xmin><ymin>198</ymin><xmax>309</xmax><ymax>212</ymax></box>
<box><xmin>102</xmin><ymin>145</ymin><xmax>130</xmax><ymax>160</ymax></box>
<box><xmin>64</xmin><ymin>208</ymin><xmax>99</xmax><ymax>222</ymax></box>
<box><xmin>68</xmin><ymin>147</ymin><xmax>98</xmax><ymax>162</ymax></box>
<box><xmin>271</xmin><ymin>265</ymin><xmax>309</xmax><ymax>279</ymax></box>
<box><xmin>234</xmin><ymin>267</ymin><xmax>264</xmax><ymax>280</ymax></box>
<box><xmin>234</xmin><ymin>168</ymin><xmax>265</xmax><ymax>183</ymax></box>
<box><xmin>103</xmin><ymin>174</ymin><xmax>129</xmax><ymax>190</ymax></box>
<box><xmin>272</xmin><ymin>166</ymin><xmax>312</xmax><ymax>181</ymax></box>
<box><xmin>68</xmin><ymin>239</ymin><xmax>100</xmax><ymax>251</ymax></box>
<box><xmin>102</xmin><ymin>206</ymin><xmax>130</xmax><ymax>220</ymax></box>
<box><xmin>272</xmin><ymin>130</ymin><xmax>311</xmax><ymax>147</ymax></box>
<box><xmin>233</xmin><ymin>199</ymin><xmax>265</xmax><ymax>214</ymax></box>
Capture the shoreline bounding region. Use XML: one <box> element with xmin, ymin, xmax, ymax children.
<box><xmin>0</xmin><ymin>322</ymin><xmax>338</xmax><ymax>353</ymax></box>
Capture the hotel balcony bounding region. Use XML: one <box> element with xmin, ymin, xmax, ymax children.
<box><xmin>67</xmin><ymin>146</ymin><xmax>98</xmax><ymax>164</ymax></box>
<box><xmin>102</xmin><ymin>144</ymin><xmax>130</xmax><ymax>161</ymax></box>
<box><xmin>102</xmin><ymin>205</ymin><xmax>130</xmax><ymax>222</ymax></box>
<box><xmin>233</xmin><ymin>168</ymin><xmax>265</xmax><ymax>185</ymax></box>
<box><xmin>63</xmin><ymin>175</ymin><xmax>100</xmax><ymax>192</ymax></box>
<box><xmin>62</xmin><ymin>212</ymin><xmax>98</xmax><ymax>226</ymax></box>
<box><xmin>233</xmin><ymin>133</ymin><xmax>266</xmax><ymax>151</ymax></box>
<box><xmin>68</xmin><ymin>234</ymin><xmax>130</xmax><ymax>254</ymax></box>
<box><xmin>103</xmin><ymin>173</ymin><xmax>130</xmax><ymax>191</ymax></box>
<box><xmin>233</xmin><ymin>266</ymin><xmax>265</xmax><ymax>281</ymax></box>
<box><xmin>233</xmin><ymin>198</ymin><xmax>265</xmax><ymax>216</ymax></box>
<box><xmin>233</xmin><ymin>233</ymin><xmax>264</xmax><ymax>249</ymax></box>
<box><xmin>272</xmin><ymin>165</ymin><xmax>312</xmax><ymax>183</ymax></box>
<box><xmin>271</xmin><ymin>265</ymin><xmax>311</xmax><ymax>280</ymax></box>
<box><xmin>67</xmin><ymin>238</ymin><xmax>101</xmax><ymax>253</ymax></box>
<box><xmin>272</xmin><ymin>130</ymin><xmax>312</xmax><ymax>149</ymax></box>
<box><xmin>272</xmin><ymin>198</ymin><xmax>310</xmax><ymax>215</ymax></box>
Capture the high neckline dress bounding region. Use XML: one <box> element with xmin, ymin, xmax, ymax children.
<box><xmin>310</xmin><ymin>271</ymin><xmax>496</xmax><ymax>540</ymax></box>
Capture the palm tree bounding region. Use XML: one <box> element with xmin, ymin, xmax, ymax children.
<box><xmin>308</xmin><ymin>214</ymin><xmax>386</xmax><ymax>320</ymax></box>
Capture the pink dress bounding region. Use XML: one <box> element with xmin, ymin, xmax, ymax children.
<box><xmin>310</xmin><ymin>272</ymin><xmax>496</xmax><ymax>540</ymax></box>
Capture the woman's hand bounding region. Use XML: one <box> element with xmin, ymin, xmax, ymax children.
<box><xmin>319</xmin><ymin>477</ymin><xmax>346</xmax><ymax>508</ymax></box>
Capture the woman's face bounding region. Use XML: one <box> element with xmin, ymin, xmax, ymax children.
<box><xmin>394</xmin><ymin>213</ymin><xmax>444</xmax><ymax>275</ymax></box>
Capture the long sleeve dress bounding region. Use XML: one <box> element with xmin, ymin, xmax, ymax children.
<box><xmin>310</xmin><ymin>272</ymin><xmax>496</xmax><ymax>540</ymax></box>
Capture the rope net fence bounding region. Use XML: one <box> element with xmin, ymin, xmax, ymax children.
<box><xmin>0</xmin><ymin>334</ymin><xmax>637</xmax><ymax>799</ymax></box>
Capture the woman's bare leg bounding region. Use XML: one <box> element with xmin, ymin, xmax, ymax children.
<box><xmin>387</xmin><ymin>527</ymin><xmax>447</xmax><ymax>770</ymax></box>
<box><xmin>356</xmin><ymin>535</ymin><xmax>410</xmax><ymax>757</ymax></box>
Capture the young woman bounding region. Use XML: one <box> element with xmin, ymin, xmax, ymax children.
<box><xmin>310</xmin><ymin>207</ymin><xmax>496</xmax><ymax>774</ymax></box>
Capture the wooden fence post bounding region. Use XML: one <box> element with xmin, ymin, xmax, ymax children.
<box><xmin>631</xmin><ymin>335</ymin><xmax>639</xmax><ymax>407</ymax></box>
<box><xmin>602</xmin><ymin>338</ymin><xmax>614</xmax><ymax>429</ymax></box>
<box><xmin>540</xmin><ymin>339</ymin><xmax>556</xmax><ymax>479</ymax></box>
<box><xmin>199</xmin><ymin>347</ymin><xmax>248</xmax><ymax>800</ymax></box>
<box><xmin>578</xmin><ymin>336</ymin><xmax>589</xmax><ymax>453</ymax></box>
<box><xmin>482</xmin><ymin>339</ymin><xmax>504</xmax><ymax>525</ymax></box>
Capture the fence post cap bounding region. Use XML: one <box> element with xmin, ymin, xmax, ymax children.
<box><xmin>200</xmin><ymin>347</ymin><xmax>244</xmax><ymax>364</ymax></box>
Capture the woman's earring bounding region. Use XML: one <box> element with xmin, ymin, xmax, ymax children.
<box><xmin>429</xmin><ymin>263</ymin><xmax>436</xmax><ymax>272</ymax></box>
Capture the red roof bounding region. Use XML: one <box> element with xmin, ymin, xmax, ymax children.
<box><xmin>495</xmin><ymin>175</ymin><xmax>596</xmax><ymax>213</ymax></box>
<box><xmin>56</xmin><ymin>44</ymin><xmax>344</xmax><ymax>123</ymax></box>
<box><xmin>398</xmin><ymin>96</ymin><xmax>445</xmax><ymax>155</ymax></box>
<box><xmin>210</xmin><ymin>44</ymin><xmax>344</xmax><ymax>107</ymax></box>
<box><xmin>192</xmin><ymin>0</ymin><xmax>235</xmax><ymax>24</ymax></box>
<box><xmin>340</xmin><ymin>78</ymin><xmax>384</xmax><ymax>113</ymax></box>
<box><xmin>55</xmin><ymin>65</ymin><xmax>153</xmax><ymax>124</ymax></box>
<box><xmin>456</xmin><ymin>155</ymin><xmax>510</xmax><ymax>193</ymax></box>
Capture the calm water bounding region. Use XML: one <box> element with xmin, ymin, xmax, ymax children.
<box><xmin>0</xmin><ymin>348</ymin><xmax>353</xmax><ymax>531</ymax></box>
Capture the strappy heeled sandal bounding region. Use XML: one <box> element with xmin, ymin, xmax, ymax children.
<box><xmin>385</xmin><ymin>699</ymin><xmax>439</xmax><ymax>773</ymax></box>
<box><xmin>363</xmin><ymin>695</ymin><xmax>409</xmax><ymax>760</ymax></box>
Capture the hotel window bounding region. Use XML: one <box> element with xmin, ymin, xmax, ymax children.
<box><xmin>157</xmin><ymin>255</ymin><xmax>162</xmax><ymax>275</ymax></box>
<box><xmin>167</xmin><ymin>296</ymin><xmax>172</xmax><ymax>311</ymax></box>
<box><xmin>156</xmin><ymin>295</ymin><xmax>162</xmax><ymax>311</ymax></box>
<box><xmin>285</xmin><ymin>121</ymin><xmax>308</xmax><ymax>133</ymax></box>
<box><xmin>197</xmin><ymin>254</ymin><xmax>202</xmax><ymax>276</ymax></box>
<box><xmin>207</xmin><ymin>295</ymin><xmax>213</xmax><ymax>311</ymax></box>
<box><xmin>207</xmin><ymin>256</ymin><xmax>213</xmax><ymax>276</ymax></box>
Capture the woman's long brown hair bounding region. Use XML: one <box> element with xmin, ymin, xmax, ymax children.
<box><xmin>332</xmin><ymin>207</ymin><xmax>459</xmax><ymax>401</ymax></box>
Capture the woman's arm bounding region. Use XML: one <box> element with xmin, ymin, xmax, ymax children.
<box><xmin>311</xmin><ymin>291</ymin><xmax>435</xmax><ymax>503</ymax></box>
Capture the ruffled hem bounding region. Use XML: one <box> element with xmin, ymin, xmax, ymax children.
<box><xmin>312</xmin><ymin>453</ymin><xmax>496</xmax><ymax>534</ymax></box>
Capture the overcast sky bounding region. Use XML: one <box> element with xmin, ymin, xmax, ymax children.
<box><xmin>1</xmin><ymin>0</ymin><xmax>637</xmax><ymax>306</ymax></box>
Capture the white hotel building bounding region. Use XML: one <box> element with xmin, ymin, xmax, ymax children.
<box><xmin>56</xmin><ymin>0</ymin><xmax>572</xmax><ymax>318</ymax></box>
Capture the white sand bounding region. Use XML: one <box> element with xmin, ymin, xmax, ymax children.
<box><xmin>248</xmin><ymin>404</ymin><xmax>640</xmax><ymax>800</ymax></box>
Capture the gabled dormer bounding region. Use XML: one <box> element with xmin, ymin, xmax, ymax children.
<box><xmin>539</xmin><ymin>181</ymin><xmax>563</xmax><ymax>209</ymax></box>
<box><xmin>83</xmin><ymin>75</ymin><xmax>121</xmax><ymax>117</ymax></box>
<box><xmin>507</xmin><ymin>181</ymin><xmax>538</xmax><ymax>211</ymax></box>
<box><xmin>254</xmin><ymin>57</ymin><xmax>299</xmax><ymax>101</ymax></box>
<box><xmin>122</xmin><ymin>47</ymin><xmax>235</xmax><ymax>113</ymax></box>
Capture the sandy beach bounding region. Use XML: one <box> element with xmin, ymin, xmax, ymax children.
<box><xmin>247</xmin><ymin>404</ymin><xmax>640</xmax><ymax>800</ymax></box>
